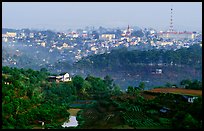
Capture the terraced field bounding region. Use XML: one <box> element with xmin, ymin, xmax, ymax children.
<box><xmin>122</xmin><ymin>105</ymin><xmax>161</xmax><ymax>129</ymax></box>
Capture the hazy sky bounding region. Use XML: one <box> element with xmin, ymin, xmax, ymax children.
<box><xmin>2</xmin><ymin>2</ymin><xmax>202</xmax><ymax>32</ymax></box>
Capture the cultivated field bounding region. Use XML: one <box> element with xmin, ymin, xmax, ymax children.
<box><xmin>146</xmin><ymin>88</ymin><xmax>202</xmax><ymax>96</ymax></box>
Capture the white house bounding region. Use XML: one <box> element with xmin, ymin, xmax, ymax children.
<box><xmin>61</xmin><ymin>73</ymin><xmax>72</xmax><ymax>82</ymax></box>
<box><xmin>156</xmin><ymin>69</ymin><xmax>162</xmax><ymax>74</ymax></box>
<box><xmin>182</xmin><ymin>95</ymin><xmax>198</xmax><ymax>103</ymax></box>
<box><xmin>48</xmin><ymin>73</ymin><xmax>72</xmax><ymax>82</ymax></box>
<box><xmin>187</xmin><ymin>96</ymin><xmax>198</xmax><ymax>103</ymax></box>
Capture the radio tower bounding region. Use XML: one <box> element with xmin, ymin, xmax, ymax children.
<box><xmin>169</xmin><ymin>7</ymin><xmax>174</xmax><ymax>32</ymax></box>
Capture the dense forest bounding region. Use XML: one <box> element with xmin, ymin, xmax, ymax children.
<box><xmin>2</xmin><ymin>66</ymin><xmax>120</xmax><ymax>129</ymax></box>
<box><xmin>2</xmin><ymin>67</ymin><xmax>73</xmax><ymax>128</ymax></box>
<box><xmin>3</xmin><ymin>43</ymin><xmax>202</xmax><ymax>72</ymax></box>
<box><xmin>74</xmin><ymin>44</ymin><xmax>202</xmax><ymax>88</ymax></box>
<box><xmin>2</xmin><ymin>66</ymin><xmax>202</xmax><ymax>129</ymax></box>
<box><xmin>75</xmin><ymin>44</ymin><xmax>202</xmax><ymax>71</ymax></box>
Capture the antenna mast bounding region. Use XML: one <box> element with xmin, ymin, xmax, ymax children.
<box><xmin>169</xmin><ymin>6</ymin><xmax>174</xmax><ymax>32</ymax></box>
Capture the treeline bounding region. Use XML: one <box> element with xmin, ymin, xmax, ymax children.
<box><xmin>180</xmin><ymin>79</ymin><xmax>202</xmax><ymax>90</ymax></box>
<box><xmin>75</xmin><ymin>44</ymin><xmax>202</xmax><ymax>71</ymax></box>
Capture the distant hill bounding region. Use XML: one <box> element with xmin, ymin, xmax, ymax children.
<box><xmin>75</xmin><ymin>44</ymin><xmax>202</xmax><ymax>70</ymax></box>
<box><xmin>74</xmin><ymin>44</ymin><xmax>202</xmax><ymax>88</ymax></box>
<box><xmin>2</xmin><ymin>28</ymin><xmax>19</xmax><ymax>34</ymax></box>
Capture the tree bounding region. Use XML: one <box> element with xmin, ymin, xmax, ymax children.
<box><xmin>180</xmin><ymin>79</ymin><xmax>192</xmax><ymax>88</ymax></box>
<box><xmin>112</xmin><ymin>84</ymin><xmax>122</xmax><ymax>95</ymax></box>
<box><xmin>80</xmin><ymin>81</ymin><xmax>92</xmax><ymax>99</ymax></box>
<box><xmin>173</xmin><ymin>112</ymin><xmax>200</xmax><ymax>129</ymax></box>
<box><xmin>182</xmin><ymin>113</ymin><xmax>200</xmax><ymax>129</ymax></box>
<box><xmin>127</xmin><ymin>86</ymin><xmax>134</xmax><ymax>94</ymax></box>
<box><xmin>2</xmin><ymin>66</ymin><xmax>11</xmax><ymax>74</ymax></box>
<box><xmin>189</xmin><ymin>80</ymin><xmax>202</xmax><ymax>90</ymax></box>
<box><xmin>165</xmin><ymin>82</ymin><xmax>172</xmax><ymax>88</ymax></box>
<box><xmin>103</xmin><ymin>75</ymin><xmax>113</xmax><ymax>90</ymax></box>
<box><xmin>139</xmin><ymin>82</ymin><xmax>145</xmax><ymax>91</ymax></box>
<box><xmin>72</xmin><ymin>75</ymin><xmax>84</xmax><ymax>93</ymax></box>
<box><xmin>187</xmin><ymin>96</ymin><xmax>202</xmax><ymax>121</ymax></box>
<box><xmin>40</xmin><ymin>68</ymin><xmax>48</xmax><ymax>73</ymax></box>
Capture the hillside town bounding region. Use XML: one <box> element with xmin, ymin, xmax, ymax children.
<box><xmin>2</xmin><ymin>26</ymin><xmax>202</xmax><ymax>70</ymax></box>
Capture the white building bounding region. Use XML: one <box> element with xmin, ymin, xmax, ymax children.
<box><xmin>99</xmin><ymin>34</ymin><xmax>116</xmax><ymax>40</ymax></box>
<box><xmin>48</xmin><ymin>73</ymin><xmax>72</xmax><ymax>82</ymax></box>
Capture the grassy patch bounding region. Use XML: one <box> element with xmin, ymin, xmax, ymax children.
<box><xmin>68</xmin><ymin>108</ymin><xmax>81</xmax><ymax>116</ymax></box>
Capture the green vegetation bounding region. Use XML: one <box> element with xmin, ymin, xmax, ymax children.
<box><xmin>74</xmin><ymin>44</ymin><xmax>202</xmax><ymax>88</ymax></box>
<box><xmin>2</xmin><ymin>66</ymin><xmax>73</xmax><ymax>129</ymax></box>
<box><xmin>180</xmin><ymin>79</ymin><xmax>202</xmax><ymax>90</ymax></box>
<box><xmin>75</xmin><ymin>44</ymin><xmax>202</xmax><ymax>71</ymax></box>
<box><xmin>2</xmin><ymin>66</ymin><xmax>202</xmax><ymax>129</ymax></box>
